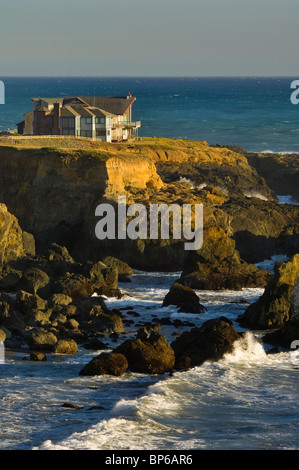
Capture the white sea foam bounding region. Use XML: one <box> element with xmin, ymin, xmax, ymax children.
<box><xmin>222</xmin><ymin>331</ymin><xmax>267</xmax><ymax>364</ymax></box>
<box><xmin>277</xmin><ymin>195</ymin><xmax>299</xmax><ymax>205</ymax></box>
<box><xmin>244</xmin><ymin>191</ymin><xmax>268</xmax><ymax>201</ymax></box>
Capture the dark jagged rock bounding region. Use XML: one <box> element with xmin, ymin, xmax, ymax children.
<box><xmin>25</xmin><ymin>329</ymin><xmax>58</xmax><ymax>352</ymax></box>
<box><xmin>17</xmin><ymin>267</ymin><xmax>51</xmax><ymax>299</ymax></box>
<box><xmin>179</xmin><ymin>226</ymin><xmax>271</xmax><ymax>291</ymax></box>
<box><xmin>171</xmin><ymin>317</ymin><xmax>241</xmax><ymax>370</ymax></box>
<box><xmin>101</xmin><ymin>256</ymin><xmax>133</xmax><ymax>276</ymax></box>
<box><xmin>238</xmin><ymin>254</ymin><xmax>299</xmax><ymax>330</ymax></box>
<box><xmin>262</xmin><ymin>278</ymin><xmax>299</xmax><ymax>347</ymax></box>
<box><xmin>53</xmin><ymin>273</ymin><xmax>94</xmax><ymax>300</ymax></box>
<box><xmin>30</xmin><ymin>351</ymin><xmax>47</xmax><ymax>361</ymax></box>
<box><xmin>82</xmin><ymin>338</ymin><xmax>108</xmax><ymax>350</ymax></box>
<box><xmin>162</xmin><ymin>282</ymin><xmax>206</xmax><ymax>314</ymax></box>
<box><xmin>114</xmin><ymin>331</ymin><xmax>175</xmax><ymax>375</ymax></box>
<box><xmin>79</xmin><ymin>352</ymin><xmax>129</xmax><ymax>377</ymax></box>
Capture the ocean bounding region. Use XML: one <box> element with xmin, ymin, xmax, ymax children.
<box><xmin>0</xmin><ymin>77</ymin><xmax>299</xmax><ymax>451</ymax></box>
<box><xmin>1</xmin><ymin>76</ymin><xmax>299</xmax><ymax>153</ymax></box>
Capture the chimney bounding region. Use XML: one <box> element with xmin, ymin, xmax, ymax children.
<box><xmin>53</xmin><ymin>102</ymin><xmax>61</xmax><ymax>135</ymax></box>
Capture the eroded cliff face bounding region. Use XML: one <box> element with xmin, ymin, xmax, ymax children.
<box><xmin>0</xmin><ymin>203</ymin><xmax>25</xmax><ymax>266</ymax></box>
<box><xmin>0</xmin><ymin>138</ymin><xmax>298</xmax><ymax>271</ymax></box>
<box><xmin>0</xmin><ymin>146</ymin><xmax>163</xmax><ymax>252</ymax></box>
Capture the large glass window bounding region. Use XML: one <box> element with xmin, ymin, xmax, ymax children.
<box><xmin>61</xmin><ymin>117</ymin><xmax>75</xmax><ymax>129</ymax></box>
<box><xmin>96</xmin><ymin>117</ymin><xmax>105</xmax><ymax>124</ymax></box>
<box><xmin>80</xmin><ymin>130</ymin><xmax>92</xmax><ymax>137</ymax></box>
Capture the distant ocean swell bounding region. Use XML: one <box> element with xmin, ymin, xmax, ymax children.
<box><xmin>1</xmin><ymin>77</ymin><xmax>299</xmax><ymax>153</ymax></box>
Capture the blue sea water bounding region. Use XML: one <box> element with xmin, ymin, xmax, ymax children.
<box><xmin>1</xmin><ymin>76</ymin><xmax>299</xmax><ymax>153</ymax></box>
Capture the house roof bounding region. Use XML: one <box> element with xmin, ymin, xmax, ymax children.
<box><xmin>80</xmin><ymin>96</ymin><xmax>135</xmax><ymax>115</ymax></box>
<box><xmin>59</xmin><ymin>104</ymin><xmax>115</xmax><ymax>118</ymax></box>
<box><xmin>31</xmin><ymin>95</ymin><xmax>135</xmax><ymax>116</ymax></box>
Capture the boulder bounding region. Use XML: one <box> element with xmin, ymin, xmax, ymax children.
<box><xmin>25</xmin><ymin>329</ymin><xmax>58</xmax><ymax>352</ymax></box>
<box><xmin>79</xmin><ymin>352</ymin><xmax>128</xmax><ymax>376</ymax></box>
<box><xmin>114</xmin><ymin>331</ymin><xmax>175</xmax><ymax>374</ymax></box>
<box><xmin>73</xmin><ymin>296</ymin><xmax>124</xmax><ymax>334</ymax></box>
<box><xmin>16</xmin><ymin>290</ymin><xmax>46</xmax><ymax>315</ymax></box>
<box><xmin>48</xmin><ymin>293</ymin><xmax>73</xmax><ymax>308</ymax></box>
<box><xmin>82</xmin><ymin>338</ymin><xmax>108</xmax><ymax>350</ymax></box>
<box><xmin>89</xmin><ymin>312</ymin><xmax>124</xmax><ymax>335</ymax></box>
<box><xmin>238</xmin><ymin>254</ymin><xmax>299</xmax><ymax>330</ymax></box>
<box><xmin>65</xmin><ymin>318</ymin><xmax>80</xmax><ymax>330</ymax></box>
<box><xmin>262</xmin><ymin>278</ymin><xmax>299</xmax><ymax>347</ymax></box>
<box><xmin>48</xmin><ymin>243</ymin><xmax>75</xmax><ymax>264</ymax></box>
<box><xmin>0</xmin><ymin>267</ymin><xmax>23</xmax><ymax>291</ymax></box>
<box><xmin>171</xmin><ymin>317</ymin><xmax>241</xmax><ymax>370</ymax></box>
<box><xmin>162</xmin><ymin>282</ymin><xmax>206</xmax><ymax>313</ymax></box>
<box><xmin>101</xmin><ymin>256</ymin><xmax>133</xmax><ymax>276</ymax></box>
<box><xmin>30</xmin><ymin>351</ymin><xmax>47</xmax><ymax>361</ymax></box>
<box><xmin>179</xmin><ymin>227</ymin><xmax>271</xmax><ymax>291</ymax></box>
<box><xmin>0</xmin><ymin>204</ymin><xmax>25</xmax><ymax>267</ymax></box>
<box><xmin>17</xmin><ymin>267</ymin><xmax>51</xmax><ymax>299</ymax></box>
<box><xmin>22</xmin><ymin>231</ymin><xmax>36</xmax><ymax>257</ymax></box>
<box><xmin>53</xmin><ymin>273</ymin><xmax>94</xmax><ymax>300</ymax></box>
<box><xmin>0</xmin><ymin>327</ymin><xmax>7</xmax><ymax>342</ymax></box>
<box><xmin>83</xmin><ymin>261</ymin><xmax>120</xmax><ymax>297</ymax></box>
<box><xmin>53</xmin><ymin>339</ymin><xmax>78</xmax><ymax>354</ymax></box>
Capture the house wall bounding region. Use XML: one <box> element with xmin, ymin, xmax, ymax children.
<box><xmin>24</xmin><ymin>111</ymin><xmax>33</xmax><ymax>134</ymax></box>
<box><xmin>61</xmin><ymin>117</ymin><xmax>75</xmax><ymax>136</ymax></box>
<box><xmin>80</xmin><ymin>117</ymin><xmax>95</xmax><ymax>138</ymax></box>
<box><xmin>34</xmin><ymin>111</ymin><xmax>54</xmax><ymax>135</ymax></box>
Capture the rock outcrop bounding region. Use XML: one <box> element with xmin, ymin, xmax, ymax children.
<box><xmin>162</xmin><ymin>282</ymin><xmax>206</xmax><ymax>313</ymax></box>
<box><xmin>178</xmin><ymin>226</ymin><xmax>271</xmax><ymax>291</ymax></box>
<box><xmin>0</xmin><ymin>204</ymin><xmax>26</xmax><ymax>267</ymax></box>
<box><xmin>171</xmin><ymin>317</ymin><xmax>241</xmax><ymax>370</ymax></box>
<box><xmin>114</xmin><ymin>331</ymin><xmax>175</xmax><ymax>375</ymax></box>
<box><xmin>238</xmin><ymin>254</ymin><xmax>299</xmax><ymax>330</ymax></box>
<box><xmin>79</xmin><ymin>352</ymin><xmax>129</xmax><ymax>377</ymax></box>
<box><xmin>262</xmin><ymin>278</ymin><xmax>299</xmax><ymax>348</ymax></box>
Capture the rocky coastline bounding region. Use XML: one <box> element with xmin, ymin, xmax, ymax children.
<box><xmin>0</xmin><ymin>136</ymin><xmax>298</xmax><ymax>379</ymax></box>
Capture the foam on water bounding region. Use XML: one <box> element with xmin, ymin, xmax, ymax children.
<box><xmin>277</xmin><ymin>195</ymin><xmax>299</xmax><ymax>205</ymax></box>
<box><xmin>35</xmin><ymin>332</ymin><xmax>299</xmax><ymax>451</ymax></box>
<box><xmin>2</xmin><ymin>270</ymin><xmax>299</xmax><ymax>450</ymax></box>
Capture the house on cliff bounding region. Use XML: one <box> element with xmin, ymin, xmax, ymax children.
<box><xmin>17</xmin><ymin>94</ymin><xmax>141</xmax><ymax>142</ymax></box>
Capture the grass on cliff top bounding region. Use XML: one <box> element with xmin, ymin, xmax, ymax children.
<box><xmin>0</xmin><ymin>135</ymin><xmax>210</xmax><ymax>153</ymax></box>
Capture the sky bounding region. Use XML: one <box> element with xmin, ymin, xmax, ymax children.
<box><xmin>1</xmin><ymin>0</ymin><xmax>298</xmax><ymax>76</ymax></box>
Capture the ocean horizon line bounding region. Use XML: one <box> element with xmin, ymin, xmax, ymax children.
<box><xmin>0</xmin><ymin>75</ymin><xmax>298</xmax><ymax>79</ymax></box>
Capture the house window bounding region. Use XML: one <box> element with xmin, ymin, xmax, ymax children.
<box><xmin>62</xmin><ymin>129</ymin><xmax>75</xmax><ymax>136</ymax></box>
<box><xmin>61</xmin><ymin>117</ymin><xmax>75</xmax><ymax>129</ymax></box>
<box><xmin>96</xmin><ymin>117</ymin><xmax>105</xmax><ymax>124</ymax></box>
<box><xmin>80</xmin><ymin>130</ymin><xmax>92</xmax><ymax>137</ymax></box>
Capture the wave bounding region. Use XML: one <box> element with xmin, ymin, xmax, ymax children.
<box><xmin>277</xmin><ymin>195</ymin><xmax>299</xmax><ymax>205</ymax></box>
<box><xmin>35</xmin><ymin>332</ymin><xmax>297</xmax><ymax>451</ymax></box>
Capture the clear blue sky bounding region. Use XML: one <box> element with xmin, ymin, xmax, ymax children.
<box><xmin>1</xmin><ymin>0</ymin><xmax>298</xmax><ymax>76</ymax></box>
